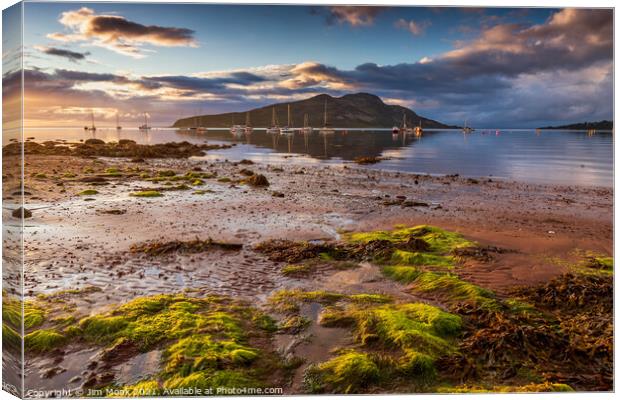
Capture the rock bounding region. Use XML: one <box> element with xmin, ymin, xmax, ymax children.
<box><xmin>100</xmin><ymin>338</ymin><xmax>138</xmax><ymax>363</ymax></box>
<box><xmin>247</xmin><ymin>174</ymin><xmax>269</xmax><ymax>187</ymax></box>
<box><xmin>79</xmin><ymin>176</ymin><xmax>107</xmax><ymax>183</ymax></box>
<box><xmin>84</xmin><ymin>138</ymin><xmax>105</xmax><ymax>145</ymax></box>
<box><xmin>12</xmin><ymin>207</ymin><xmax>32</xmax><ymax>218</ymax></box>
<box><xmin>42</xmin><ymin>367</ymin><xmax>66</xmax><ymax>379</ymax></box>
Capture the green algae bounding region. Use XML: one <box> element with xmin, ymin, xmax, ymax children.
<box><xmin>281</xmin><ymin>264</ymin><xmax>312</xmax><ymax>276</ymax></box>
<box><xmin>346</xmin><ymin>225</ymin><xmax>475</xmax><ymax>254</ymax></box>
<box><xmin>78</xmin><ymin>189</ymin><xmax>99</xmax><ymax>196</ymax></box>
<box><xmin>104</xmin><ymin>168</ymin><xmax>122</xmax><ymax>176</ymax></box>
<box><xmin>32</xmin><ymin>293</ymin><xmax>285</xmax><ymax>392</ymax></box>
<box><xmin>129</xmin><ymin>190</ymin><xmax>163</xmax><ymax>197</ymax></box>
<box><xmin>382</xmin><ymin>265</ymin><xmax>422</xmax><ymax>283</ymax></box>
<box><xmin>273</xmin><ymin>288</ymin><xmax>463</xmax><ymax>393</ymax></box>
<box><xmin>2</xmin><ymin>296</ymin><xmax>22</xmax><ymax>327</ymax></box>
<box><xmin>24</xmin><ymin>302</ymin><xmax>46</xmax><ymax>329</ymax></box>
<box><xmin>348</xmin><ymin>294</ymin><xmax>392</xmax><ymax>304</ymax></box>
<box><xmin>355</xmin><ymin>303</ymin><xmax>461</xmax><ymax>354</ymax></box>
<box><xmin>411</xmin><ymin>272</ymin><xmax>497</xmax><ymax>309</ymax></box>
<box><xmin>24</xmin><ymin>329</ymin><xmax>66</xmax><ymax>352</ymax></box>
<box><xmin>390</xmin><ymin>250</ymin><xmax>454</xmax><ymax>268</ymax></box>
<box><xmin>2</xmin><ymin>324</ymin><xmax>21</xmax><ymax>350</ymax></box>
<box><xmin>304</xmin><ymin>350</ymin><xmax>379</xmax><ymax>393</ymax></box>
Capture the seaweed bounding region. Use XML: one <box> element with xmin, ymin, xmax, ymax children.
<box><xmin>304</xmin><ymin>351</ymin><xmax>379</xmax><ymax>393</ymax></box>
<box><xmin>130</xmin><ymin>238</ymin><xmax>242</xmax><ymax>257</ymax></box>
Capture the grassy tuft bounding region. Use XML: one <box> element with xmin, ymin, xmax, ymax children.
<box><xmin>129</xmin><ymin>190</ymin><xmax>163</xmax><ymax>197</ymax></box>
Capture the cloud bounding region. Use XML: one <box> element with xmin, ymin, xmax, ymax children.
<box><xmin>35</xmin><ymin>46</ymin><xmax>90</xmax><ymax>62</ymax></box>
<box><xmin>324</xmin><ymin>6</ymin><xmax>388</xmax><ymax>27</ymax></box>
<box><xmin>394</xmin><ymin>18</ymin><xmax>431</xmax><ymax>35</ymax></box>
<box><xmin>17</xmin><ymin>8</ymin><xmax>612</xmax><ymax>127</ymax></box>
<box><xmin>47</xmin><ymin>7</ymin><xmax>197</xmax><ymax>58</ymax></box>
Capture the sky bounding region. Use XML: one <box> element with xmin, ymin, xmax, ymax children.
<box><xmin>2</xmin><ymin>2</ymin><xmax>613</xmax><ymax>128</ymax></box>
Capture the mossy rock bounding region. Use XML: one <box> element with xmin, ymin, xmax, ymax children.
<box><xmin>129</xmin><ymin>190</ymin><xmax>163</xmax><ymax>198</ymax></box>
<box><xmin>78</xmin><ymin>189</ymin><xmax>99</xmax><ymax>196</ymax></box>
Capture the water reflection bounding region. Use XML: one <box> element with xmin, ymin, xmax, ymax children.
<box><xmin>19</xmin><ymin>127</ymin><xmax>613</xmax><ymax>187</ymax></box>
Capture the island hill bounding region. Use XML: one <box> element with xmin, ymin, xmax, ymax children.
<box><xmin>172</xmin><ymin>93</ymin><xmax>457</xmax><ymax>129</ymax></box>
<box><xmin>539</xmin><ymin>120</ymin><xmax>613</xmax><ymax>130</ymax></box>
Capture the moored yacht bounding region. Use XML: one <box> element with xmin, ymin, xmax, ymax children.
<box><xmin>244</xmin><ymin>112</ymin><xmax>253</xmax><ymax>134</ymax></box>
<box><xmin>400</xmin><ymin>113</ymin><xmax>413</xmax><ymax>134</ymax></box>
<box><xmin>85</xmin><ymin>111</ymin><xmax>96</xmax><ymax>131</ymax></box>
<box><xmin>281</xmin><ymin>104</ymin><xmax>294</xmax><ymax>134</ymax></box>
<box><xmin>138</xmin><ymin>112</ymin><xmax>151</xmax><ymax>130</ymax></box>
<box><xmin>318</xmin><ymin>99</ymin><xmax>335</xmax><ymax>134</ymax></box>
<box><xmin>266</xmin><ymin>107</ymin><xmax>280</xmax><ymax>134</ymax></box>
<box><xmin>462</xmin><ymin>119</ymin><xmax>474</xmax><ymax>133</ymax></box>
<box><xmin>414</xmin><ymin>120</ymin><xmax>423</xmax><ymax>137</ymax></box>
<box><xmin>300</xmin><ymin>113</ymin><xmax>313</xmax><ymax>134</ymax></box>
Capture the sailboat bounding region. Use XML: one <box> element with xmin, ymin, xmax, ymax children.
<box><xmin>230</xmin><ymin>115</ymin><xmax>245</xmax><ymax>135</ymax></box>
<box><xmin>266</xmin><ymin>107</ymin><xmax>280</xmax><ymax>134</ymax></box>
<box><xmin>462</xmin><ymin>119</ymin><xmax>474</xmax><ymax>133</ymax></box>
<box><xmin>139</xmin><ymin>112</ymin><xmax>151</xmax><ymax>130</ymax></box>
<box><xmin>414</xmin><ymin>120</ymin><xmax>423</xmax><ymax>137</ymax></box>
<box><xmin>300</xmin><ymin>113</ymin><xmax>313</xmax><ymax>134</ymax></box>
<box><xmin>116</xmin><ymin>113</ymin><xmax>122</xmax><ymax>130</ymax></box>
<box><xmin>281</xmin><ymin>104</ymin><xmax>294</xmax><ymax>134</ymax></box>
<box><xmin>196</xmin><ymin>116</ymin><xmax>207</xmax><ymax>132</ymax></box>
<box><xmin>399</xmin><ymin>113</ymin><xmax>413</xmax><ymax>134</ymax></box>
<box><xmin>318</xmin><ymin>99</ymin><xmax>335</xmax><ymax>134</ymax></box>
<box><xmin>84</xmin><ymin>111</ymin><xmax>96</xmax><ymax>131</ymax></box>
<box><xmin>244</xmin><ymin>112</ymin><xmax>253</xmax><ymax>134</ymax></box>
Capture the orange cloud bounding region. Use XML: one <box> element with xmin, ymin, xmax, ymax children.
<box><xmin>47</xmin><ymin>7</ymin><xmax>197</xmax><ymax>58</ymax></box>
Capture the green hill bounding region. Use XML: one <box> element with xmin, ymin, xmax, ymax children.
<box><xmin>172</xmin><ymin>93</ymin><xmax>456</xmax><ymax>129</ymax></box>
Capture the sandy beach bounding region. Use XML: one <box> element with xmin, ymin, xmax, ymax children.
<box><xmin>2</xmin><ymin>140</ymin><xmax>613</xmax><ymax>394</ymax></box>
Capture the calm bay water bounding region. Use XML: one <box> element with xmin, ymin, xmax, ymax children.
<box><xmin>18</xmin><ymin>127</ymin><xmax>613</xmax><ymax>187</ymax></box>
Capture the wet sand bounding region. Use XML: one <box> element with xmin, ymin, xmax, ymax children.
<box><xmin>3</xmin><ymin>151</ymin><xmax>612</xmax><ymax>392</ymax></box>
<box><xmin>11</xmin><ymin>154</ymin><xmax>611</xmax><ymax>298</ymax></box>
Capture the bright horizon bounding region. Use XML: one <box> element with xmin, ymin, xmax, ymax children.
<box><xmin>3</xmin><ymin>3</ymin><xmax>613</xmax><ymax>128</ymax></box>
